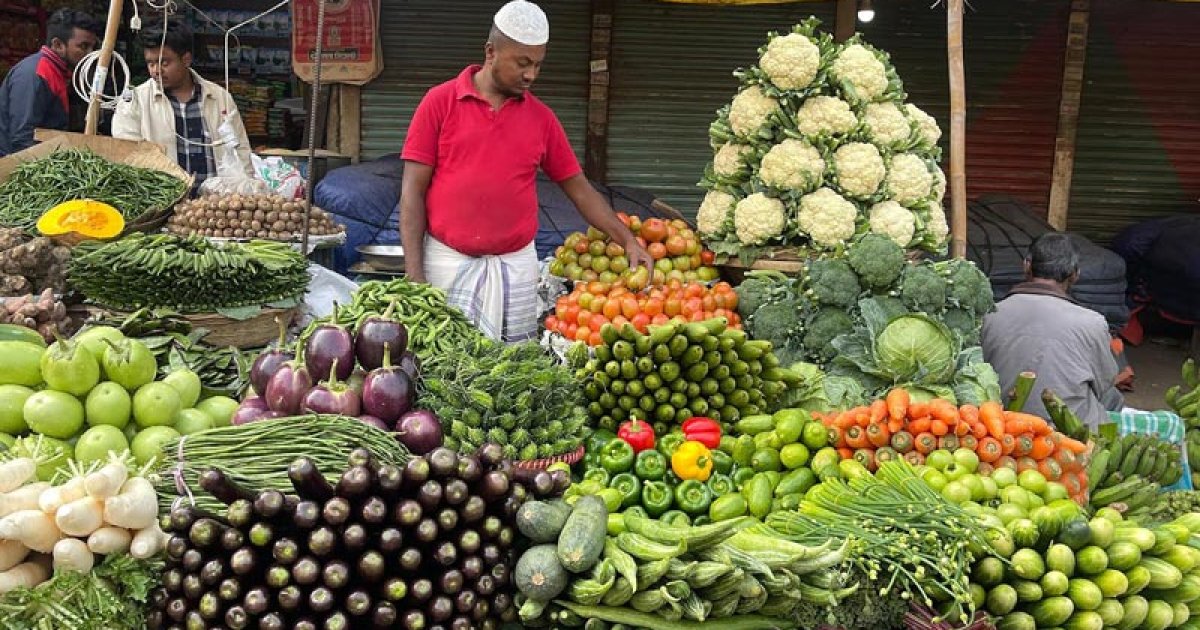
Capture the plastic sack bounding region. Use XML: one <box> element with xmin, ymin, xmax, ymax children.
<box><xmin>252</xmin><ymin>155</ymin><xmax>308</xmax><ymax>200</ymax></box>
<box><xmin>199</xmin><ymin>115</ymin><xmax>271</xmax><ymax>196</ymax></box>
<box><xmin>301</xmin><ymin>263</ymin><xmax>359</xmax><ymax>323</ymax></box>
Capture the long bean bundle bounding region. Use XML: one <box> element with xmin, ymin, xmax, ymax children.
<box><xmin>154</xmin><ymin>415</ymin><xmax>410</xmax><ymax>513</ymax></box>
<box><xmin>69</xmin><ymin>233</ymin><xmax>309</xmax><ymax>312</ymax></box>
<box><xmin>0</xmin><ymin>148</ymin><xmax>187</xmax><ymax>230</ymax></box>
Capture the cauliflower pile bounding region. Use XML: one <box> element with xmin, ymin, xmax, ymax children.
<box><xmin>700</xmin><ymin>17</ymin><xmax>949</xmax><ymax>262</ymax></box>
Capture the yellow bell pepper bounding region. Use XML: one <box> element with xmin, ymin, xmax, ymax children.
<box><xmin>670</xmin><ymin>440</ymin><xmax>714</xmax><ymax>482</ymax></box>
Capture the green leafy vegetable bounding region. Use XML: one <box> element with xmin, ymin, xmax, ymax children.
<box><xmin>0</xmin><ymin>554</ymin><xmax>162</xmax><ymax>630</ymax></box>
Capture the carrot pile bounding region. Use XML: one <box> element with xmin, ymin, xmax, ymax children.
<box><xmin>815</xmin><ymin>388</ymin><xmax>1090</xmax><ymax>503</ymax></box>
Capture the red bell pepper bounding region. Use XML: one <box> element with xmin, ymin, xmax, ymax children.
<box><xmin>682</xmin><ymin>417</ymin><xmax>721</xmax><ymax>449</ymax></box>
<box><xmin>617</xmin><ymin>419</ymin><xmax>656</xmax><ymax>453</ymax></box>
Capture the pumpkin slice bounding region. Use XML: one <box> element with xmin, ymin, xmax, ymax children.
<box><xmin>36</xmin><ymin>200</ymin><xmax>125</xmax><ymax>240</ymax></box>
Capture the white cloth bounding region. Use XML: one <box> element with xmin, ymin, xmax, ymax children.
<box><xmin>494</xmin><ymin>0</ymin><xmax>549</xmax><ymax>46</ymax></box>
<box><xmin>424</xmin><ymin>236</ymin><xmax>539</xmax><ymax>343</ymax></box>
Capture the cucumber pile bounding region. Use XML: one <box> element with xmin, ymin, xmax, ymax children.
<box><xmin>1168</xmin><ymin>358</ymin><xmax>1200</xmax><ymax>486</ymax></box>
<box><xmin>1087</xmin><ymin>433</ymin><xmax>1184</xmax><ymax>511</ymax></box>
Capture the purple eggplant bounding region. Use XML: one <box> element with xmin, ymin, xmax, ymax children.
<box><xmin>398</xmin><ymin>351</ymin><xmax>420</xmax><ymax>381</ymax></box>
<box><xmin>361</xmin><ymin>343</ymin><xmax>415</xmax><ymax>424</ymax></box>
<box><xmin>231</xmin><ymin>397</ymin><xmax>270</xmax><ymax>426</ymax></box>
<box><xmin>355</xmin><ymin>301</ymin><xmax>409</xmax><ymax>371</ymax></box>
<box><xmin>304</xmin><ymin>306</ymin><xmax>355</xmax><ymax>382</ymax></box>
<box><xmin>264</xmin><ymin>348</ymin><xmax>313</xmax><ymax>415</ymax></box>
<box><xmin>301</xmin><ymin>359</ymin><xmax>362</xmax><ymax>417</ymax></box>
<box><xmin>250</xmin><ymin>317</ymin><xmax>294</xmax><ymax>396</ymax></box>
<box><xmin>396</xmin><ymin>409</ymin><xmax>443</xmax><ymax>455</ymax></box>
<box><xmin>356</xmin><ymin>415</ymin><xmax>389</xmax><ymax>431</ymax></box>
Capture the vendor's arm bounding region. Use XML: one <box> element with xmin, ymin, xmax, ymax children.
<box><xmin>558</xmin><ymin>174</ymin><xmax>654</xmax><ymax>280</ymax></box>
<box><xmin>399</xmin><ymin>161</ymin><xmax>434</xmax><ymax>283</ymax></box>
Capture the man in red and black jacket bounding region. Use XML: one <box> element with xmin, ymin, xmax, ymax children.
<box><xmin>0</xmin><ymin>9</ymin><xmax>99</xmax><ymax>156</ymax></box>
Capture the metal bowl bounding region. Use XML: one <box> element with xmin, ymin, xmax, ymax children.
<box><xmin>357</xmin><ymin>244</ymin><xmax>406</xmax><ymax>271</ymax></box>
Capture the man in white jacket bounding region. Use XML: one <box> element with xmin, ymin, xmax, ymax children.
<box><xmin>113</xmin><ymin>23</ymin><xmax>253</xmax><ymax>192</ymax></box>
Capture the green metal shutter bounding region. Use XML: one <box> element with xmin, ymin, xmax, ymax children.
<box><xmin>1068</xmin><ymin>1</ymin><xmax>1200</xmax><ymax>244</ymax></box>
<box><xmin>606</xmin><ymin>1</ymin><xmax>837</xmax><ymax>219</ymax></box>
<box><xmin>361</xmin><ymin>0</ymin><xmax>591</xmax><ymax>161</ymax></box>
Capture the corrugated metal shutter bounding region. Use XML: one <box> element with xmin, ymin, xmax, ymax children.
<box><xmin>607</xmin><ymin>1</ymin><xmax>837</xmax><ymax>218</ymax></box>
<box><xmin>360</xmin><ymin>0</ymin><xmax>591</xmax><ymax>161</ymax></box>
<box><xmin>1068</xmin><ymin>0</ymin><xmax>1200</xmax><ymax>243</ymax></box>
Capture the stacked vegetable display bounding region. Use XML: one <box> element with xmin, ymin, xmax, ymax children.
<box><xmin>1169</xmin><ymin>358</ymin><xmax>1200</xmax><ymax>486</ymax></box>
<box><xmin>546</xmin><ymin>279</ymin><xmax>743</xmax><ymax>346</ymax></box>
<box><xmin>696</xmin><ymin>18</ymin><xmax>948</xmax><ymax>263</ymax></box>
<box><xmin>69</xmin><ymin>233</ymin><xmax>310</xmax><ymax>313</ymax></box>
<box><xmin>150</xmin><ymin>443</ymin><xmax>560</xmax><ymax>629</ymax></box>
<box><xmin>549</xmin><ymin>216</ymin><xmax>721</xmax><ymax>287</ymax></box>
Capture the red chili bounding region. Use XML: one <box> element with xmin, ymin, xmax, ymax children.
<box><xmin>617</xmin><ymin>419</ymin><xmax>656</xmax><ymax>453</ymax></box>
<box><xmin>681</xmin><ymin>417</ymin><xmax>721</xmax><ymax>449</ymax></box>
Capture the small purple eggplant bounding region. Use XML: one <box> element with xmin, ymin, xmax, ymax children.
<box><xmin>302</xmin><ymin>359</ymin><xmax>362</xmax><ymax>417</ymax></box>
<box><xmin>355</xmin><ymin>301</ymin><xmax>409</xmax><ymax>371</ymax></box>
<box><xmin>250</xmin><ymin>317</ymin><xmax>294</xmax><ymax>395</ymax></box>
<box><xmin>305</xmin><ymin>305</ymin><xmax>355</xmax><ymax>382</ymax></box>
<box><xmin>264</xmin><ymin>346</ymin><xmax>314</xmax><ymax>415</ymax></box>
<box><xmin>397</xmin><ymin>351</ymin><xmax>420</xmax><ymax>381</ymax></box>
<box><xmin>231</xmin><ymin>397</ymin><xmax>271</xmax><ymax>425</ymax></box>
<box><xmin>361</xmin><ymin>343</ymin><xmax>415</xmax><ymax>424</ymax></box>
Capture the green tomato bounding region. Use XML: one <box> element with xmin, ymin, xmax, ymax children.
<box><xmin>24</xmin><ymin>390</ymin><xmax>84</xmax><ymax>439</ymax></box>
<box><xmin>0</xmin><ymin>384</ymin><xmax>34</xmax><ymax>435</ymax></box>
<box><xmin>162</xmin><ymin>369</ymin><xmax>202</xmax><ymax>409</ymax></box>
<box><xmin>85</xmin><ymin>381</ymin><xmax>132</xmax><ymax>429</ymax></box>
<box><xmin>991</xmin><ymin>466</ymin><xmax>1018</xmax><ymax>488</ymax></box>
<box><xmin>941</xmin><ymin>480</ymin><xmax>972</xmax><ymax>505</ymax></box>
<box><xmin>953</xmin><ymin>448</ymin><xmax>980</xmax><ymax>473</ymax></box>
<box><xmin>74</xmin><ymin>425</ymin><xmax>130</xmax><ymax>465</ymax></box>
<box><xmin>74</xmin><ymin>326</ymin><xmax>125</xmax><ymax>364</ymax></box>
<box><xmin>131</xmin><ymin>426</ymin><xmax>181</xmax><ymax>466</ymax></box>
<box><xmin>196</xmin><ymin>396</ymin><xmax>239</xmax><ymax>428</ymax></box>
<box><xmin>174</xmin><ymin>408</ymin><xmax>216</xmax><ymax>435</ymax></box>
<box><xmin>132</xmin><ymin>382</ymin><xmax>181</xmax><ymax>428</ymax></box>
<box><xmin>925</xmin><ymin>449</ymin><xmax>954</xmax><ymax>471</ymax></box>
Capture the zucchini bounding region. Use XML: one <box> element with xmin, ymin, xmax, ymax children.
<box><xmin>557</xmin><ymin>495</ymin><xmax>608</xmax><ymax>573</ymax></box>
<box><xmin>515</xmin><ymin>544</ymin><xmax>568</xmax><ymax>602</ymax></box>
<box><xmin>0</xmin><ymin>324</ymin><xmax>45</xmax><ymax>347</ymax></box>
<box><xmin>517</xmin><ymin>500</ymin><xmax>572</xmax><ymax>543</ymax></box>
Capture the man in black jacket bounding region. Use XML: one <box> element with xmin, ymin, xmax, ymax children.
<box><xmin>0</xmin><ymin>9</ymin><xmax>99</xmax><ymax>156</ymax></box>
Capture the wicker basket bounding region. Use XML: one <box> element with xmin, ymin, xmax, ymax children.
<box><xmin>183</xmin><ymin>307</ymin><xmax>297</xmax><ymax>349</ymax></box>
<box><xmin>513</xmin><ymin>445</ymin><xmax>586</xmax><ymax>471</ymax></box>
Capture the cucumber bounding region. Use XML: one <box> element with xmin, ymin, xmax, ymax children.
<box><xmin>557</xmin><ymin>495</ymin><xmax>608</xmax><ymax>573</ymax></box>
<box><xmin>1063</xmin><ymin>610</ymin><xmax>1103</xmax><ymax>630</ymax></box>
<box><xmin>1141</xmin><ymin>556</ymin><xmax>1184</xmax><ymax>590</ymax></box>
<box><xmin>1031</xmin><ymin>596</ymin><xmax>1076</xmax><ymax>626</ymax></box>
<box><xmin>1118</xmin><ymin>595</ymin><xmax>1149</xmax><ymax>630</ymax></box>
<box><xmin>1067</xmin><ymin>578</ymin><xmax>1103</xmax><ymax>611</ymax></box>
<box><xmin>0</xmin><ymin>324</ymin><xmax>45</xmax><ymax>347</ymax></box>
<box><xmin>515</xmin><ymin>544</ymin><xmax>569</xmax><ymax>602</ymax></box>
<box><xmin>517</xmin><ymin>500</ymin><xmax>572</xmax><ymax>543</ymax></box>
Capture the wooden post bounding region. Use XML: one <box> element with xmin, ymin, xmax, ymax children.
<box><xmin>338</xmin><ymin>85</ymin><xmax>362</xmax><ymax>163</ymax></box>
<box><xmin>585</xmin><ymin>0</ymin><xmax>615</xmax><ymax>182</ymax></box>
<box><xmin>835</xmin><ymin>0</ymin><xmax>857</xmax><ymax>42</ymax></box>
<box><xmin>1047</xmin><ymin>0</ymin><xmax>1091</xmax><ymax>231</ymax></box>
<box><xmin>947</xmin><ymin>0</ymin><xmax>968</xmax><ymax>259</ymax></box>
<box><xmin>84</xmin><ymin>0</ymin><xmax>124</xmax><ymax>135</ymax></box>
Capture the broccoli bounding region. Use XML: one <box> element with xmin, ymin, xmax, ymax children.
<box><xmin>747</xmin><ymin>299</ymin><xmax>801</xmax><ymax>344</ymax></box>
<box><xmin>940</xmin><ymin>258</ymin><xmax>996</xmax><ymax>315</ymax></box>
<box><xmin>734</xmin><ymin>271</ymin><xmax>790</xmax><ymax>319</ymax></box>
<box><xmin>942</xmin><ymin>307</ymin><xmax>980</xmax><ymax>346</ymax></box>
<box><xmin>847</xmin><ymin>233</ymin><xmax>906</xmax><ymax>290</ymax></box>
<box><xmin>899</xmin><ymin>263</ymin><xmax>947</xmax><ymax>314</ymax></box>
<box><xmin>805</xmin><ymin>258</ymin><xmax>862</xmax><ymax>308</ymax></box>
<box><xmin>802</xmin><ymin>308</ymin><xmax>855</xmax><ymax>361</ymax></box>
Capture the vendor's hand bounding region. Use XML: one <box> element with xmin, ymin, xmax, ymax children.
<box><xmin>622</xmin><ymin>237</ymin><xmax>655</xmax><ymax>288</ymax></box>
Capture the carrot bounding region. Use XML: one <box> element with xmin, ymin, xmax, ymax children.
<box><xmin>1037</xmin><ymin>458</ymin><xmax>1063</xmax><ymax>481</ymax></box>
<box><xmin>999</xmin><ymin>434</ymin><xmax>1016</xmax><ymax>456</ymax></box>
<box><xmin>837</xmin><ymin>447</ymin><xmax>854</xmax><ymax>461</ymax></box>
<box><xmin>834</xmin><ymin>412</ymin><xmax>857</xmax><ymax>430</ymax></box>
<box><xmin>903</xmin><ymin>451</ymin><xmax>925</xmax><ymax>466</ymax></box>
<box><xmin>954</xmin><ymin>420</ymin><xmax>970</xmax><ymax>437</ymax></box>
<box><xmin>1058</xmin><ymin>436</ymin><xmax>1088</xmax><ymax>455</ymax></box>
<box><xmin>866</xmin><ymin>423</ymin><xmax>891</xmax><ymax>448</ymax></box>
<box><xmin>1016</xmin><ymin>456</ymin><xmax>1038</xmax><ymax>473</ymax></box>
<box><xmin>977</xmin><ymin>462</ymin><xmax>995</xmax><ymax>476</ymax></box>
<box><xmin>979</xmin><ymin>401</ymin><xmax>1006</xmax><ymax>440</ymax></box>
<box><xmin>886</xmin><ymin>388</ymin><xmax>910</xmax><ymax>422</ymax></box>
<box><xmin>929</xmin><ymin>419</ymin><xmax>949</xmax><ymax>437</ymax></box>
<box><xmin>1004</xmin><ymin>413</ymin><xmax>1030</xmax><ymax>436</ymax></box>
<box><xmin>977</xmin><ymin>437</ymin><xmax>1003</xmax><ymax>463</ymax></box>
<box><xmin>1055</xmin><ymin>448</ymin><xmax>1080</xmax><ymax>473</ymax></box>
<box><xmin>995</xmin><ymin>455</ymin><xmax>1017</xmax><ymax>471</ymax></box>
<box><xmin>887</xmin><ymin>418</ymin><xmax>904</xmax><ymax>434</ymax></box>
<box><xmin>907</xmin><ymin>401</ymin><xmax>931</xmax><ymax>421</ymax></box>
<box><xmin>845</xmin><ymin>426</ymin><xmax>870</xmax><ymax>449</ymax></box>
<box><xmin>1060</xmin><ymin>471</ymin><xmax>1082</xmax><ymax>498</ymax></box>
<box><xmin>959</xmin><ymin>404</ymin><xmax>980</xmax><ymax>426</ymax></box>
<box><xmin>1012</xmin><ymin>433</ymin><xmax>1034</xmax><ymax>458</ymax></box>
<box><xmin>959</xmin><ymin>434</ymin><xmax>978</xmax><ymax>451</ymax></box>
<box><xmin>1030</xmin><ymin>435</ymin><xmax>1056</xmax><ymax>460</ymax></box>
<box><xmin>907</xmin><ymin>417</ymin><xmax>932</xmax><ymax>434</ymax></box>
<box><xmin>1022</xmin><ymin>413</ymin><xmax>1051</xmax><ymax>436</ymax></box>
<box><xmin>855</xmin><ymin>410</ymin><xmax>872</xmax><ymax>428</ymax></box>
<box><xmin>913</xmin><ymin>432</ymin><xmax>938</xmax><ymax>455</ymax></box>
<box><xmin>930</xmin><ymin>399</ymin><xmax>959</xmax><ymax>424</ymax></box>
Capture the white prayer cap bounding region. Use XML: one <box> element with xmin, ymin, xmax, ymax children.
<box><xmin>493</xmin><ymin>0</ymin><xmax>549</xmax><ymax>46</ymax></box>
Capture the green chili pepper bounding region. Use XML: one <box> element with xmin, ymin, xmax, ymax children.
<box><xmin>673</xmin><ymin>480</ymin><xmax>712</xmax><ymax>516</ymax></box>
<box><xmin>705</xmin><ymin>473</ymin><xmax>735</xmax><ymax>498</ymax></box>
<box><xmin>584</xmin><ymin>468</ymin><xmax>611</xmax><ymax>486</ymax></box>
<box><xmin>656</xmin><ymin>432</ymin><xmax>685</xmax><ymax>459</ymax></box>
<box><xmin>633</xmin><ymin>449</ymin><xmax>667</xmax><ymax>482</ymax></box>
<box><xmin>640</xmin><ymin>480</ymin><xmax>673</xmax><ymax>518</ymax></box>
<box><xmin>659</xmin><ymin>510</ymin><xmax>692</xmax><ymax>528</ymax></box>
<box><xmin>600</xmin><ymin>439</ymin><xmax>635</xmax><ymax>475</ymax></box>
<box><xmin>743</xmin><ymin>473</ymin><xmax>774</xmax><ymax>519</ymax></box>
<box><xmin>708</xmin><ymin>493</ymin><xmax>748</xmax><ymax>522</ymax></box>
<box><xmin>710</xmin><ymin>449</ymin><xmax>734</xmax><ymax>475</ymax></box>
<box><xmin>608</xmin><ymin>473</ymin><xmax>642</xmax><ymax>510</ymax></box>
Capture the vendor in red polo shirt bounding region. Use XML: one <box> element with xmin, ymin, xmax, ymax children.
<box><xmin>399</xmin><ymin>0</ymin><xmax>653</xmax><ymax>343</ymax></box>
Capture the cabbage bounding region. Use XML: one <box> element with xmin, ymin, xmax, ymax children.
<box><xmin>874</xmin><ymin>315</ymin><xmax>957</xmax><ymax>384</ymax></box>
<box><xmin>952</xmin><ymin>346</ymin><xmax>1003</xmax><ymax>405</ymax></box>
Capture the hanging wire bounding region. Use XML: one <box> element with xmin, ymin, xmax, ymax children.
<box><xmin>301</xmin><ymin>0</ymin><xmax>329</xmax><ymax>256</ymax></box>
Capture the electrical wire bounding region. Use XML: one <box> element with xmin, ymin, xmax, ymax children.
<box><xmin>72</xmin><ymin>48</ymin><xmax>131</xmax><ymax>111</ymax></box>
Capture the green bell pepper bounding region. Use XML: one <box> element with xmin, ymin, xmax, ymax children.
<box><xmin>656</xmin><ymin>432</ymin><xmax>686</xmax><ymax>459</ymax></box>
<box><xmin>633</xmin><ymin>449</ymin><xmax>667</xmax><ymax>482</ymax></box>
<box><xmin>705</xmin><ymin>473</ymin><xmax>736</xmax><ymax>498</ymax></box>
<box><xmin>743</xmin><ymin>473</ymin><xmax>774</xmax><ymax>519</ymax></box>
<box><xmin>659</xmin><ymin>510</ymin><xmax>692</xmax><ymax>528</ymax></box>
<box><xmin>583</xmin><ymin>467</ymin><xmax>611</xmax><ymax>486</ymax></box>
<box><xmin>587</xmin><ymin>428</ymin><xmax>617</xmax><ymax>455</ymax></box>
<box><xmin>609</xmin><ymin>473</ymin><xmax>642</xmax><ymax>510</ymax></box>
<box><xmin>601</xmin><ymin>439</ymin><xmax>635</xmax><ymax>475</ymax></box>
<box><xmin>710</xmin><ymin>449</ymin><xmax>734</xmax><ymax>475</ymax></box>
<box><xmin>731</xmin><ymin>467</ymin><xmax>755</xmax><ymax>488</ymax></box>
<box><xmin>641</xmin><ymin>480</ymin><xmax>673</xmax><ymax>518</ymax></box>
<box><xmin>731</xmin><ymin>435</ymin><xmax>756</xmax><ymax>467</ymax></box>
<box><xmin>709</xmin><ymin>493</ymin><xmax>748</xmax><ymax>522</ymax></box>
<box><xmin>674</xmin><ymin>480</ymin><xmax>713</xmax><ymax>516</ymax></box>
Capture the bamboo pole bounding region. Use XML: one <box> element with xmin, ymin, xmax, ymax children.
<box><xmin>946</xmin><ymin>0</ymin><xmax>967</xmax><ymax>259</ymax></box>
<box><xmin>84</xmin><ymin>0</ymin><xmax>124</xmax><ymax>135</ymax></box>
<box><xmin>1047</xmin><ymin>0</ymin><xmax>1091</xmax><ymax>231</ymax></box>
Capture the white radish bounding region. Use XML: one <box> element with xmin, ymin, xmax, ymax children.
<box><xmin>0</xmin><ymin>482</ymin><xmax>51</xmax><ymax>518</ymax></box>
<box><xmin>51</xmin><ymin>538</ymin><xmax>94</xmax><ymax>574</ymax></box>
<box><xmin>86</xmin><ymin>526</ymin><xmax>132</xmax><ymax>555</ymax></box>
<box><xmin>102</xmin><ymin>476</ymin><xmax>158</xmax><ymax>530</ymax></box>
<box><xmin>0</xmin><ymin>557</ymin><xmax>50</xmax><ymax>594</ymax></box>
<box><xmin>129</xmin><ymin>521</ymin><xmax>165</xmax><ymax>559</ymax></box>
<box><xmin>0</xmin><ymin>540</ymin><xmax>28</xmax><ymax>572</ymax></box>
<box><xmin>0</xmin><ymin>458</ymin><xmax>36</xmax><ymax>493</ymax></box>
<box><xmin>38</xmin><ymin>477</ymin><xmax>86</xmax><ymax>514</ymax></box>
<box><xmin>83</xmin><ymin>463</ymin><xmax>128</xmax><ymax>500</ymax></box>
<box><xmin>0</xmin><ymin>510</ymin><xmax>62</xmax><ymax>553</ymax></box>
<box><xmin>54</xmin><ymin>496</ymin><xmax>105</xmax><ymax>537</ymax></box>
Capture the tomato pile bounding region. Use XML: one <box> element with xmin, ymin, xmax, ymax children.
<box><xmin>548</xmin><ymin>215</ymin><xmax>721</xmax><ymax>287</ymax></box>
<box><xmin>544</xmin><ymin>280</ymin><xmax>742</xmax><ymax>345</ymax></box>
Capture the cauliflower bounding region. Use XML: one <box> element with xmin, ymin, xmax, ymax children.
<box><xmin>713</xmin><ymin>143</ymin><xmax>753</xmax><ymax>179</ymax></box>
<box><xmin>806</xmin><ymin>259</ymin><xmax>861</xmax><ymax>308</ymax></box>
<box><xmin>932</xmin><ymin>166</ymin><xmax>947</xmax><ymax>200</ymax></box>
<box><xmin>734</xmin><ymin>192</ymin><xmax>787</xmax><ymax>245</ymax></box>
<box><xmin>847</xmin><ymin>233</ymin><xmax>905</xmax><ymax>290</ymax></box>
<box><xmin>803</xmin><ymin>308</ymin><xmax>855</xmax><ymax>361</ymax></box>
<box><xmin>830</xmin><ymin>44</ymin><xmax>889</xmax><ymax>103</ymax></box>
<box><xmin>696</xmin><ymin>190</ymin><xmax>738</xmax><ymax>237</ymax></box>
<box><xmin>760</xmin><ymin>32</ymin><xmax>821</xmax><ymax>91</ymax></box>
<box><xmin>925</xmin><ymin>200</ymin><xmax>950</xmax><ymax>246</ymax></box>
<box><xmin>729</xmin><ymin>86</ymin><xmax>780</xmax><ymax>139</ymax></box>
<box><xmin>832</xmin><ymin>142</ymin><xmax>886</xmax><ymax>199</ymax></box>
<box><xmin>906</xmin><ymin>103</ymin><xmax>942</xmax><ymax>148</ymax></box>
<box><xmin>899</xmin><ymin>263</ymin><xmax>948</xmax><ymax>314</ymax></box>
<box><xmin>795</xmin><ymin>96</ymin><xmax>857</xmax><ymax>138</ymax></box>
<box><xmin>758</xmin><ymin>139</ymin><xmax>825</xmax><ymax>192</ymax></box>
<box><xmin>886</xmin><ymin>153</ymin><xmax>935</xmax><ymax>206</ymax></box>
<box><xmin>862</xmin><ymin>101</ymin><xmax>913</xmax><ymax>149</ymax></box>
<box><xmin>797</xmin><ymin>187</ymin><xmax>857</xmax><ymax>247</ymax></box>
<box><xmin>868</xmin><ymin>200</ymin><xmax>916</xmax><ymax>247</ymax></box>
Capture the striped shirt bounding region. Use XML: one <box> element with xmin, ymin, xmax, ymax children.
<box><xmin>167</xmin><ymin>84</ymin><xmax>215</xmax><ymax>193</ymax></box>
